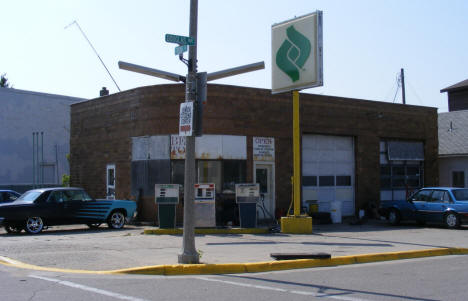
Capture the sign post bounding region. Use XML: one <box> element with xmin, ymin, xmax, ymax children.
<box><xmin>272</xmin><ymin>11</ymin><xmax>323</xmax><ymax>234</ymax></box>
<box><xmin>118</xmin><ymin>0</ymin><xmax>265</xmax><ymax>264</ymax></box>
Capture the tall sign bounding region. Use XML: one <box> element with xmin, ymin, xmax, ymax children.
<box><xmin>271</xmin><ymin>11</ymin><xmax>323</xmax><ymax>94</ymax></box>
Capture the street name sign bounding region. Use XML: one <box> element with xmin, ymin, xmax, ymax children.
<box><xmin>165</xmin><ymin>34</ymin><xmax>195</xmax><ymax>46</ymax></box>
<box><xmin>271</xmin><ymin>11</ymin><xmax>323</xmax><ymax>94</ymax></box>
<box><xmin>175</xmin><ymin>44</ymin><xmax>188</xmax><ymax>55</ymax></box>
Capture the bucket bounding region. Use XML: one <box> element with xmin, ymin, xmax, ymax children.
<box><xmin>305</xmin><ymin>200</ymin><xmax>318</xmax><ymax>215</ymax></box>
<box><xmin>330</xmin><ymin>201</ymin><xmax>342</xmax><ymax>224</ymax></box>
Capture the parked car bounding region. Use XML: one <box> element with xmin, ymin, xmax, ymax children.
<box><xmin>0</xmin><ymin>190</ymin><xmax>21</xmax><ymax>203</ymax></box>
<box><xmin>379</xmin><ymin>187</ymin><xmax>468</xmax><ymax>229</ymax></box>
<box><xmin>0</xmin><ymin>187</ymin><xmax>137</xmax><ymax>234</ymax></box>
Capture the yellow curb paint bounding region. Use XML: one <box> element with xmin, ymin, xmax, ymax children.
<box><xmin>1</xmin><ymin>248</ymin><xmax>468</xmax><ymax>276</ymax></box>
<box><xmin>143</xmin><ymin>228</ymin><xmax>269</xmax><ymax>235</ymax></box>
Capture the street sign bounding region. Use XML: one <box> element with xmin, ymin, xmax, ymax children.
<box><xmin>175</xmin><ymin>44</ymin><xmax>188</xmax><ymax>55</ymax></box>
<box><xmin>271</xmin><ymin>11</ymin><xmax>323</xmax><ymax>94</ymax></box>
<box><xmin>165</xmin><ymin>34</ymin><xmax>195</xmax><ymax>45</ymax></box>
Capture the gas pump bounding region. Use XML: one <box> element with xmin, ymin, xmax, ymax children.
<box><xmin>194</xmin><ymin>183</ymin><xmax>216</xmax><ymax>227</ymax></box>
<box><xmin>236</xmin><ymin>183</ymin><xmax>260</xmax><ymax>228</ymax></box>
<box><xmin>155</xmin><ymin>184</ymin><xmax>180</xmax><ymax>228</ymax></box>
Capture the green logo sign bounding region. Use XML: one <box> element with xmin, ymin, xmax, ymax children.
<box><xmin>275</xmin><ymin>26</ymin><xmax>311</xmax><ymax>82</ymax></box>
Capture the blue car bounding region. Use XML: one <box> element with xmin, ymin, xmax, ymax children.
<box><xmin>0</xmin><ymin>190</ymin><xmax>21</xmax><ymax>203</ymax></box>
<box><xmin>379</xmin><ymin>187</ymin><xmax>468</xmax><ymax>229</ymax></box>
<box><xmin>0</xmin><ymin>187</ymin><xmax>137</xmax><ymax>234</ymax></box>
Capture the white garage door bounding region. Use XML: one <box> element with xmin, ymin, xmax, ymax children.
<box><xmin>302</xmin><ymin>134</ymin><xmax>355</xmax><ymax>216</ymax></box>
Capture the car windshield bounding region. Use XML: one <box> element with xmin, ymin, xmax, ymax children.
<box><xmin>17</xmin><ymin>191</ymin><xmax>42</xmax><ymax>202</ymax></box>
<box><xmin>452</xmin><ymin>189</ymin><xmax>468</xmax><ymax>201</ymax></box>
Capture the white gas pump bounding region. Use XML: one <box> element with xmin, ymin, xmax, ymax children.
<box><xmin>194</xmin><ymin>183</ymin><xmax>216</xmax><ymax>227</ymax></box>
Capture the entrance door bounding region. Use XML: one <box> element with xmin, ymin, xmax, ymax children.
<box><xmin>254</xmin><ymin>163</ymin><xmax>275</xmax><ymax>220</ymax></box>
<box><xmin>106</xmin><ymin>164</ymin><xmax>116</xmax><ymax>200</ymax></box>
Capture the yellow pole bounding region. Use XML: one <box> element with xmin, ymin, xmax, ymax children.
<box><xmin>293</xmin><ymin>90</ymin><xmax>301</xmax><ymax>216</ymax></box>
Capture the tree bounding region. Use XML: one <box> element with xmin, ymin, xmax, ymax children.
<box><xmin>1</xmin><ymin>73</ymin><xmax>11</xmax><ymax>88</ymax></box>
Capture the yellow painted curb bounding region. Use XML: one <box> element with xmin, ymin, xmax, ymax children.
<box><xmin>1</xmin><ymin>248</ymin><xmax>467</xmax><ymax>276</ymax></box>
<box><xmin>143</xmin><ymin>228</ymin><xmax>269</xmax><ymax>235</ymax></box>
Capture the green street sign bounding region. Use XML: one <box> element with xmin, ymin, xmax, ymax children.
<box><xmin>175</xmin><ymin>44</ymin><xmax>188</xmax><ymax>55</ymax></box>
<box><xmin>165</xmin><ymin>34</ymin><xmax>195</xmax><ymax>46</ymax></box>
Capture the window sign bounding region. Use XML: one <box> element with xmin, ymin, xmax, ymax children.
<box><xmin>171</xmin><ymin>135</ymin><xmax>186</xmax><ymax>159</ymax></box>
<box><xmin>253</xmin><ymin>137</ymin><xmax>275</xmax><ymax>161</ymax></box>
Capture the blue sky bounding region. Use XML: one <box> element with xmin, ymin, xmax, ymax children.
<box><xmin>1</xmin><ymin>0</ymin><xmax>467</xmax><ymax>112</ymax></box>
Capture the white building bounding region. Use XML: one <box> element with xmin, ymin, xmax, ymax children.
<box><xmin>438</xmin><ymin>110</ymin><xmax>468</xmax><ymax>188</ymax></box>
<box><xmin>0</xmin><ymin>88</ymin><xmax>84</xmax><ymax>191</ymax></box>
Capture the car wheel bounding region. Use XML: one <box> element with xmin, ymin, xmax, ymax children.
<box><xmin>5</xmin><ymin>224</ymin><xmax>22</xmax><ymax>234</ymax></box>
<box><xmin>107</xmin><ymin>211</ymin><xmax>125</xmax><ymax>229</ymax></box>
<box><xmin>444</xmin><ymin>212</ymin><xmax>460</xmax><ymax>229</ymax></box>
<box><xmin>388</xmin><ymin>209</ymin><xmax>401</xmax><ymax>226</ymax></box>
<box><xmin>86</xmin><ymin>223</ymin><xmax>102</xmax><ymax>229</ymax></box>
<box><xmin>24</xmin><ymin>217</ymin><xmax>44</xmax><ymax>234</ymax></box>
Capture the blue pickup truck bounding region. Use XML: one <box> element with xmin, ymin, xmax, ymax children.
<box><xmin>0</xmin><ymin>187</ymin><xmax>137</xmax><ymax>234</ymax></box>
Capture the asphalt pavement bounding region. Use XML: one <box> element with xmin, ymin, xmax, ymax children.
<box><xmin>1</xmin><ymin>219</ymin><xmax>468</xmax><ymax>275</ymax></box>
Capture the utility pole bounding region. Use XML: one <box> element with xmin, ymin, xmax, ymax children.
<box><xmin>118</xmin><ymin>0</ymin><xmax>264</xmax><ymax>264</ymax></box>
<box><xmin>400</xmin><ymin>68</ymin><xmax>406</xmax><ymax>105</ymax></box>
<box><xmin>178</xmin><ymin>0</ymin><xmax>199</xmax><ymax>264</ymax></box>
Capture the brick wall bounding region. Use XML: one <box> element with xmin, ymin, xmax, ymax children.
<box><xmin>70</xmin><ymin>84</ymin><xmax>438</xmax><ymax>221</ymax></box>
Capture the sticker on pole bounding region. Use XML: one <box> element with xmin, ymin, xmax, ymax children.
<box><xmin>179</xmin><ymin>102</ymin><xmax>193</xmax><ymax>136</ymax></box>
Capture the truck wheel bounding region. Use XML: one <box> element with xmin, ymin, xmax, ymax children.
<box><xmin>388</xmin><ymin>209</ymin><xmax>401</xmax><ymax>226</ymax></box>
<box><xmin>107</xmin><ymin>211</ymin><xmax>125</xmax><ymax>229</ymax></box>
<box><xmin>24</xmin><ymin>217</ymin><xmax>44</xmax><ymax>234</ymax></box>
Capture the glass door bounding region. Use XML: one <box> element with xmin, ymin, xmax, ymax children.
<box><xmin>106</xmin><ymin>164</ymin><xmax>116</xmax><ymax>199</ymax></box>
<box><xmin>254</xmin><ymin>163</ymin><xmax>275</xmax><ymax>220</ymax></box>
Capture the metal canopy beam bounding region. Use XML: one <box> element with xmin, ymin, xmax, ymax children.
<box><xmin>118</xmin><ymin>61</ymin><xmax>185</xmax><ymax>82</ymax></box>
<box><xmin>207</xmin><ymin>61</ymin><xmax>264</xmax><ymax>81</ymax></box>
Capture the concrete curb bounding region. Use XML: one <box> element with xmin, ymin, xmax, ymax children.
<box><xmin>143</xmin><ymin>228</ymin><xmax>270</xmax><ymax>235</ymax></box>
<box><xmin>1</xmin><ymin>248</ymin><xmax>467</xmax><ymax>276</ymax></box>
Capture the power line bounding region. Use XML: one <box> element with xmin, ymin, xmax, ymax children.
<box><xmin>392</xmin><ymin>73</ymin><xmax>401</xmax><ymax>103</ymax></box>
<box><xmin>65</xmin><ymin>20</ymin><xmax>121</xmax><ymax>92</ymax></box>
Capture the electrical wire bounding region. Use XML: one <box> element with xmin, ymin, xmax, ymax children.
<box><xmin>406</xmin><ymin>79</ymin><xmax>424</xmax><ymax>106</ymax></box>
<box><xmin>65</xmin><ymin>20</ymin><xmax>121</xmax><ymax>92</ymax></box>
<box><xmin>392</xmin><ymin>74</ymin><xmax>401</xmax><ymax>103</ymax></box>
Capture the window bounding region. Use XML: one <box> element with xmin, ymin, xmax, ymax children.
<box><xmin>171</xmin><ymin>160</ymin><xmax>185</xmax><ymax>186</ymax></box>
<box><xmin>172</xmin><ymin>160</ymin><xmax>247</xmax><ymax>194</ymax></box>
<box><xmin>336</xmin><ymin>176</ymin><xmax>351</xmax><ymax>186</ymax></box>
<box><xmin>223</xmin><ymin>160</ymin><xmax>246</xmax><ymax>193</ymax></box>
<box><xmin>303</xmin><ymin>176</ymin><xmax>317</xmax><ymax>187</ymax></box>
<box><xmin>452</xmin><ymin>171</ymin><xmax>465</xmax><ymax>188</ymax></box>
<box><xmin>319</xmin><ymin>176</ymin><xmax>334</xmax><ymax>187</ymax></box>
<box><xmin>453</xmin><ymin>189</ymin><xmax>468</xmax><ymax>201</ymax></box>
<box><xmin>380</xmin><ymin>140</ymin><xmax>424</xmax><ymax>191</ymax></box>
<box><xmin>256</xmin><ymin>168</ymin><xmax>268</xmax><ymax>194</ymax></box>
<box><xmin>431</xmin><ymin>190</ymin><xmax>450</xmax><ymax>203</ymax></box>
<box><xmin>413</xmin><ymin>190</ymin><xmax>432</xmax><ymax>202</ymax></box>
<box><xmin>197</xmin><ymin>161</ymin><xmax>221</xmax><ymax>192</ymax></box>
<box><xmin>47</xmin><ymin>191</ymin><xmax>64</xmax><ymax>203</ymax></box>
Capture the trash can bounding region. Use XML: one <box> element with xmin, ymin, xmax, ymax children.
<box><xmin>158</xmin><ymin>204</ymin><xmax>176</xmax><ymax>228</ymax></box>
<box><xmin>239</xmin><ymin>202</ymin><xmax>257</xmax><ymax>228</ymax></box>
<box><xmin>330</xmin><ymin>200</ymin><xmax>342</xmax><ymax>224</ymax></box>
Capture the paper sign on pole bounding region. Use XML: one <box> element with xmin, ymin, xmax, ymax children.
<box><xmin>179</xmin><ymin>102</ymin><xmax>193</xmax><ymax>136</ymax></box>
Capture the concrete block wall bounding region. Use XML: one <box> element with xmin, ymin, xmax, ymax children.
<box><xmin>70</xmin><ymin>84</ymin><xmax>438</xmax><ymax>221</ymax></box>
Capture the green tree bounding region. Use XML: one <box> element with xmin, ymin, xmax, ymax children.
<box><xmin>0</xmin><ymin>73</ymin><xmax>11</xmax><ymax>88</ymax></box>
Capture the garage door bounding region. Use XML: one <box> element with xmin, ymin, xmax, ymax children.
<box><xmin>302</xmin><ymin>134</ymin><xmax>355</xmax><ymax>216</ymax></box>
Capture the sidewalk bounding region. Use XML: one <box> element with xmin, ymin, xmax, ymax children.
<box><xmin>1</xmin><ymin>220</ymin><xmax>468</xmax><ymax>275</ymax></box>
